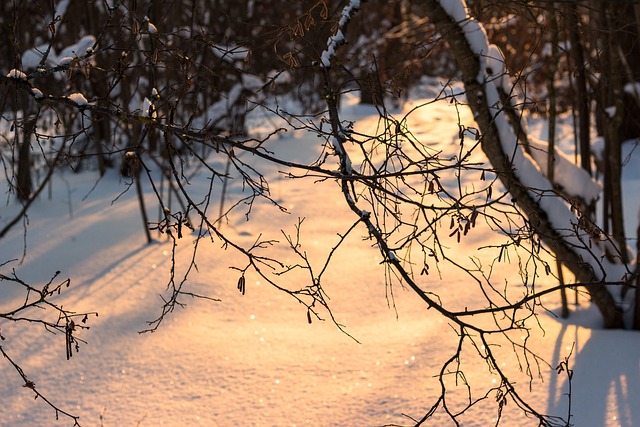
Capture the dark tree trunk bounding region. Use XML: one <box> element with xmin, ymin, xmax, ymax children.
<box><xmin>17</xmin><ymin>115</ymin><xmax>36</xmax><ymax>201</ymax></box>
<box><xmin>567</xmin><ymin>2</ymin><xmax>591</xmax><ymax>177</ymax></box>
<box><xmin>359</xmin><ymin>69</ymin><xmax>384</xmax><ymax>106</ymax></box>
<box><xmin>602</xmin><ymin>1</ymin><xmax>628</xmax><ymax>263</ymax></box>
<box><xmin>547</xmin><ymin>9</ymin><xmax>569</xmax><ymax>318</ymax></box>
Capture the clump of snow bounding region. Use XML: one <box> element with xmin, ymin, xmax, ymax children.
<box><xmin>68</xmin><ymin>92</ymin><xmax>88</xmax><ymax>105</ymax></box>
<box><xmin>57</xmin><ymin>35</ymin><xmax>96</xmax><ymax>63</ymax></box>
<box><xmin>605</xmin><ymin>106</ymin><xmax>616</xmax><ymax>118</ymax></box>
<box><xmin>31</xmin><ymin>88</ymin><xmax>44</xmax><ymax>99</ymax></box>
<box><xmin>527</xmin><ymin>135</ymin><xmax>601</xmax><ymax>203</ymax></box>
<box><xmin>6</xmin><ymin>69</ymin><xmax>27</xmax><ymax>79</ymax></box>
<box><xmin>57</xmin><ymin>56</ymin><xmax>74</xmax><ymax>66</ymax></box>
<box><xmin>144</xmin><ymin>16</ymin><xmax>158</xmax><ymax>34</ymax></box>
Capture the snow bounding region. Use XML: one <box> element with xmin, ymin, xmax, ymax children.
<box><xmin>141</xmin><ymin>97</ymin><xmax>156</xmax><ymax>118</ymax></box>
<box><xmin>438</xmin><ymin>0</ymin><xmax>467</xmax><ymax>22</ymax></box>
<box><xmin>624</xmin><ymin>82</ymin><xmax>640</xmax><ymax>101</ymax></box>
<box><xmin>57</xmin><ymin>36</ymin><xmax>96</xmax><ymax>62</ymax></box>
<box><xmin>2</xmin><ymin>0</ymin><xmax>640</xmax><ymax>422</ymax></box>
<box><xmin>1</xmin><ymin>79</ymin><xmax>640</xmax><ymax>427</ymax></box>
<box><xmin>21</xmin><ymin>35</ymin><xmax>96</xmax><ymax>71</ymax></box>
<box><xmin>68</xmin><ymin>92</ymin><xmax>88</xmax><ymax>105</ymax></box>
<box><xmin>212</xmin><ymin>44</ymin><xmax>250</xmax><ymax>63</ymax></box>
<box><xmin>320</xmin><ymin>0</ymin><xmax>361</xmax><ymax>68</ymax></box>
<box><xmin>144</xmin><ymin>16</ymin><xmax>158</xmax><ymax>34</ymax></box>
<box><xmin>58</xmin><ymin>56</ymin><xmax>74</xmax><ymax>66</ymax></box>
<box><xmin>527</xmin><ymin>135</ymin><xmax>601</xmax><ymax>203</ymax></box>
<box><xmin>438</xmin><ymin>0</ymin><xmax>488</xmax><ymax>82</ymax></box>
<box><xmin>605</xmin><ymin>106</ymin><xmax>617</xmax><ymax>118</ymax></box>
<box><xmin>31</xmin><ymin>88</ymin><xmax>44</xmax><ymax>99</ymax></box>
<box><xmin>486</xmin><ymin>44</ymin><xmax>512</xmax><ymax>94</ymax></box>
<box><xmin>6</xmin><ymin>69</ymin><xmax>27</xmax><ymax>79</ymax></box>
<box><xmin>439</xmin><ymin>0</ymin><xmax>625</xmax><ymax>282</ymax></box>
<box><xmin>55</xmin><ymin>0</ymin><xmax>71</xmax><ymax>19</ymax></box>
<box><xmin>485</xmin><ymin>50</ymin><xmax>616</xmax><ymax>283</ymax></box>
<box><xmin>21</xmin><ymin>44</ymin><xmax>48</xmax><ymax>69</ymax></box>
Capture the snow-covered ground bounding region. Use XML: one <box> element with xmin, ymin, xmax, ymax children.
<box><xmin>1</xmin><ymin>87</ymin><xmax>639</xmax><ymax>427</ymax></box>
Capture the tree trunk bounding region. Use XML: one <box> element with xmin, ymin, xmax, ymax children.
<box><xmin>567</xmin><ymin>1</ymin><xmax>591</xmax><ymax>177</ymax></box>
<box><xmin>17</xmin><ymin>115</ymin><xmax>36</xmax><ymax>201</ymax></box>
<box><xmin>423</xmin><ymin>0</ymin><xmax>623</xmax><ymax>328</ymax></box>
<box><xmin>601</xmin><ymin>2</ymin><xmax>628</xmax><ymax>264</ymax></box>
<box><xmin>547</xmin><ymin>8</ymin><xmax>569</xmax><ymax>318</ymax></box>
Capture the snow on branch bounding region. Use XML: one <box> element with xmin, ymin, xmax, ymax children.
<box><xmin>22</xmin><ymin>35</ymin><xmax>96</xmax><ymax>70</ymax></box>
<box><xmin>436</xmin><ymin>0</ymin><xmax>626</xmax><ymax>286</ymax></box>
<box><xmin>438</xmin><ymin>0</ymin><xmax>488</xmax><ymax>82</ymax></box>
<box><xmin>485</xmin><ymin>44</ymin><xmax>601</xmax><ymax>206</ymax></box>
<box><xmin>320</xmin><ymin>0</ymin><xmax>362</xmax><ymax>68</ymax></box>
<box><xmin>527</xmin><ymin>135</ymin><xmax>601</xmax><ymax>204</ymax></box>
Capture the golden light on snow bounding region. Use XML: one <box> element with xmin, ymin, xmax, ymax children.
<box><xmin>4</xmin><ymin>66</ymin><xmax>637</xmax><ymax>427</ymax></box>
